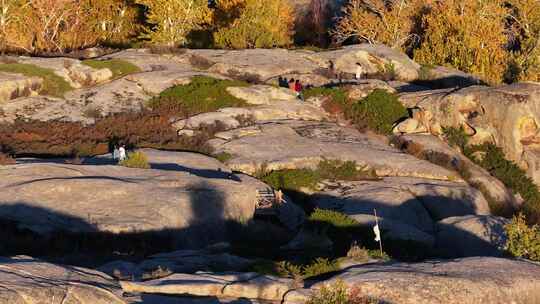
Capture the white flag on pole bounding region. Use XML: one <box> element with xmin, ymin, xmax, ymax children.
<box><xmin>373</xmin><ymin>224</ymin><xmax>381</xmax><ymax>242</ymax></box>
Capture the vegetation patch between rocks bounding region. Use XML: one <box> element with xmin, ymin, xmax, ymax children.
<box><xmin>82</xmin><ymin>59</ymin><xmax>141</xmax><ymax>79</ymax></box>
<box><xmin>505</xmin><ymin>213</ymin><xmax>540</xmax><ymax>261</ymax></box>
<box><xmin>0</xmin><ymin>63</ymin><xmax>72</xmax><ymax>97</ymax></box>
<box><xmin>119</xmin><ymin>151</ymin><xmax>151</xmax><ymax>169</ymax></box>
<box><xmin>148</xmin><ymin>76</ymin><xmax>250</xmax><ymax>116</ymax></box>
<box><xmin>442</xmin><ymin>127</ymin><xmax>540</xmax><ymax>224</ymax></box>
<box><xmin>259</xmin><ymin>159</ymin><xmax>379</xmax><ymax>192</ymax></box>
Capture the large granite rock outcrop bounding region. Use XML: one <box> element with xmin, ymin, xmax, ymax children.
<box><xmin>316</xmin><ymin>257</ymin><xmax>540</xmax><ymax>304</ymax></box>
<box><xmin>0</xmin><ymin>256</ymin><xmax>125</xmax><ymax>304</ymax></box>
<box><xmin>399</xmin><ymin>82</ymin><xmax>540</xmax><ymax>186</ymax></box>
<box><xmin>0</xmin><ymin>152</ymin><xmax>268</xmax><ymax>248</ymax></box>
<box><xmin>312</xmin><ymin>177</ymin><xmax>490</xmax><ymax>250</ymax></box>
<box><xmin>209</xmin><ymin>120</ymin><xmax>459</xmax><ymax>181</ymax></box>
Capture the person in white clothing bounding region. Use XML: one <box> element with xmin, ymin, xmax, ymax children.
<box><xmin>355</xmin><ymin>63</ymin><xmax>364</xmax><ymax>80</ymax></box>
<box><xmin>118</xmin><ymin>145</ymin><xmax>127</xmax><ymax>161</ymax></box>
<box><xmin>113</xmin><ymin>145</ymin><xmax>120</xmax><ymax>161</ymax></box>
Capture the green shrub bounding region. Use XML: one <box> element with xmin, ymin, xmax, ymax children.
<box><xmin>309</xmin><ymin>208</ymin><xmax>360</xmax><ymax>229</ymax></box>
<box><xmin>303</xmin><ymin>87</ymin><xmax>349</xmax><ymax>106</ymax></box>
<box><xmin>307</xmin><ymin>280</ymin><xmax>380</xmax><ymax>304</ymax></box>
<box><xmin>470</xmin><ymin>143</ymin><xmax>540</xmax><ymax>223</ymax></box>
<box><xmin>148</xmin><ymin>76</ymin><xmax>249</xmax><ymax>116</ymax></box>
<box><xmin>262</xmin><ymin>168</ymin><xmax>320</xmax><ymax>191</ymax></box>
<box><xmin>213</xmin><ymin>152</ymin><xmax>233</xmax><ymax>163</ymax></box>
<box><xmin>0</xmin><ymin>63</ymin><xmax>72</xmax><ymax>97</ymax></box>
<box><xmin>317</xmin><ymin>159</ymin><xmax>379</xmax><ymax>181</ymax></box>
<box><xmin>119</xmin><ymin>151</ymin><xmax>151</xmax><ymax>169</ymax></box>
<box><xmin>82</xmin><ymin>59</ymin><xmax>140</xmax><ymax>79</ymax></box>
<box><xmin>302</xmin><ymin>257</ymin><xmax>340</xmax><ymax>279</ymax></box>
<box><xmin>347</xmin><ymin>89</ymin><xmax>408</xmax><ymax>135</ymax></box>
<box><xmin>261</xmin><ymin>159</ymin><xmax>378</xmax><ymax>192</ymax></box>
<box><xmin>442</xmin><ymin>126</ymin><xmax>470</xmax><ymax>153</ymax></box>
<box><xmin>504</xmin><ymin>213</ymin><xmax>540</xmax><ymax>261</ymax></box>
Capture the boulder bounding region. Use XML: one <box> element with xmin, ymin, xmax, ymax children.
<box><xmin>316</xmin><ymin>257</ymin><xmax>540</xmax><ymax>304</ymax></box>
<box><xmin>100</xmin><ymin>249</ymin><xmax>252</xmax><ymax>281</ymax></box>
<box><xmin>0</xmin><ymin>72</ymin><xmax>42</xmax><ymax>103</ymax></box>
<box><xmin>197</xmin><ymin>49</ymin><xmax>321</xmax><ymax>82</ymax></box>
<box><xmin>0</xmin><ymin>255</ymin><xmax>125</xmax><ymax>304</ymax></box>
<box><xmin>399</xmin><ymin>82</ymin><xmax>540</xmax><ymax>186</ymax></box>
<box><xmin>121</xmin><ymin>272</ymin><xmax>309</xmax><ymax>303</ymax></box>
<box><xmin>172</xmin><ymin>108</ymin><xmax>253</xmax><ymax>132</ymax></box>
<box><xmin>17</xmin><ymin>57</ymin><xmax>113</xmax><ymax>88</ymax></box>
<box><xmin>310</xmin><ymin>44</ymin><xmax>421</xmax><ymax>81</ymax></box>
<box><xmin>0</xmin><ymin>77</ymin><xmax>150</xmax><ymax>124</ymax></box>
<box><xmin>435</xmin><ymin>215</ymin><xmax>510</xmax><ymax>258</ymax></box>
<box><xmin>312</xmin><ymin>177</ymin><xmax>490</xmax><ymax>247</ymax></box>
<box><xmin>227</xmin><ymin>85</ymin><xmax>298</xmax><ymax>105</ymax></box>
<box><xmin>210</xmin><ymin>120</ymin><xmax>459</xmax><ymax>181</ymax></box>
<box><xmin>0</xmin><ymin>152</ymin><xmax>269</xmax><ymax>248</ymax></box>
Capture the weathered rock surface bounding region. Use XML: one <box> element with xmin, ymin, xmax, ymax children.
<box><xmin>99</xmin><ymin>249</ymin><xmax>252</xmax><ymax>281</ymax></box>
<box><xmin>317</xmin><ymin>257</ymin><xmax>540</xmax><ymax>304</ymax></box>
<box><xmin>0</xmin><ymin>78</ymin><xmax>149</xmax><ymax>124</ymax></box>
<box><xmin>210</xmin><ymin>120</ymin><xmax>459</xmax><ymax>181</ymax></box>
<box><xmin>400</xmin><ymin>82</ymin><xmax>540</xmax><ymax>186</ymax></box>
<box><xmin>0</xmin><ymin>255</ymin><xmax>125</xmax><ymax>304</ymax></box>
<box><xmin>392</xmin><ymin>134</ymin><xmax>518</xmax><ymax>210</ymax></box>
<box><xmin>0</xmin><ymin>72</ymin><xmax>42</xmax><ymax>103</ymax></box>
<box><xmin>0</xmin><ymin>152</ymin><xmax>266</xmax><ymax>248</ymax></box>
<box><xmin>312</xmin><ymin>177</ymin><xmax>490</xmax><ymax>248</ymax></box>
<box><xmin>17</xmin><ymin>57</ymin><xmax>113</xmax><ymax>88</ymax></box>
<box><xmin>121</xmin><ymin>272</ymin><xmax>309</xmax><ymax>303</ymax></box>
<box><xmin>227</xmin><ymin>85</ymin><xmax>299</xmax><ymax>105</ymax></box>
<box><xmin>311</xmin><ymin>44</ymin><xmax>421</xmax><ymax>81</ymax></box>
<box><xmin>435</xmin><ymin>215</ymin><xmax>510</xmax><ymax>258</ymax></box>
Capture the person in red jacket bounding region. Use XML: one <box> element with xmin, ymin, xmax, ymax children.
<box><xmin>294</xmin><ymin>79</ymin><xmax>304</xmax><ymax>101</ymax></box>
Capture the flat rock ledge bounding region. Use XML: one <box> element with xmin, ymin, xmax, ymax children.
<box><xmin>0</xmin><ymin>256</ymin><xmax>125</xmax><ymax>304</ymax></box>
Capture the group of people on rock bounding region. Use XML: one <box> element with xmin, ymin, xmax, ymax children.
<box><xmin>278</xmin><ymin>77</ymin><xmax>304</xmax><ymax>101</ymax></box>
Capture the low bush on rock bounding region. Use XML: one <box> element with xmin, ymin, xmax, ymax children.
<box><xmin>504</xmin><ymin>213</ymin><xmax>540</xmax><ymax>261</ymax></box>
<box><xmin>347</xmin><ymin>89</ymin><xmax>408</xmax><ymax>135</ymax></box>
<box><xmin>261</xmin><ymin>159</ymin><xmax>378</xmax><ymax>192</ymax></box>
<box><xmin>304</xmin><ymin>87</ymin><xmax>349</xmax><ymax>116</ymax></box>
<box><xmin>148</xmin><ymin>76</ymin><xmax>249</xmax><ymax>116</ymax></box>
<box><xmin>119</xmin><ymin>151</ymin><xmax>150</xmax><ymax>169</ymax></box>
<box><xmin>471</xmin><ymin>143</ymin><xmax>540</xmax><ymax>223</ymax></box>
<box><xmin>442</xmin><ymin>127</ymin><xmax>540</xmax><ymax>223</ymax></box>
<box><xmin>0</xmin><ymin>108</ymin><xmax>219</xmax><ymax>157</ymax></box>
<box><xmin>0</xmin><ymin>63</ymin><xmax>72</xmax><ymax>97</ymax></box>
<box><xmin>307</xmin><ymin>280</ymin><xmax>381</xmax><ymax>304</ymax></box>
<box><xmin>82</xmin><ymin>59</ymin><xmax>140</xmax><ymax>79</ymax></box>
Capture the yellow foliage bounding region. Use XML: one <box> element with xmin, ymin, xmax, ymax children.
<box><xmin>506</xmin><ymin>0</ymin><xmax>540</xmax><ymax>82</ymax></box>
<box><xmin>135</xmin><ymin>0</ymin><xmax>212</xmax><ymax>47</ymax></box>
<box><xmin>414</xmin><ymin>0</ymin><xmax>509</xmax><ymax>84</ymax></box>
<box><xmin>332</xmin><ymin>0</ymin><xmax>426</xmax><ymax>50</ymax></box>
<box><xmin>213</xmin><ymin>0</ymin><xmax>294</xmax><ymax>49</ymax></box>
<box><xmin>1</xmin><ymin>0</ymin><xmax>139</xmax><ymax>54</ymax></box>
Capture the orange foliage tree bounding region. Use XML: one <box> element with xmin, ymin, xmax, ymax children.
<box><xmin>332</xmin><ymin>0</ymin><xmax>426</xmax><ymax>51</ymax></box>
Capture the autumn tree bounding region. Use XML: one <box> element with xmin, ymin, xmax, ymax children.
<box><xmin>213</xmin><ymin>0</ymin><xmax>295</xmax><ymax>49</ymax></box>
<box><xmin>506</xmin><ymin>0</ymin><xmax>540</xmax><ymax>82</ymax></box>
<box><xmin>296</xmin><ymin>0</ymin><xmax>333</xmax><ymax>47</ymax></box>
<box><xmin>332</xmin><ymin>0</ymin><xmax>426</xmax><ymax>51</ymax></box>
<box><xmin>0</xmin><ymin>0</ymin><xmax>31</xmax><ymax>53</ymax></box>
<box><xmin>414</xmin><ymin>0</ymin><xmax>509</xmax><ymax>84</ymax></box>
<box><xmin>135</xmin><ymin>0</ymin><xmax>211</xmax><ymax>47</ymax></box>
